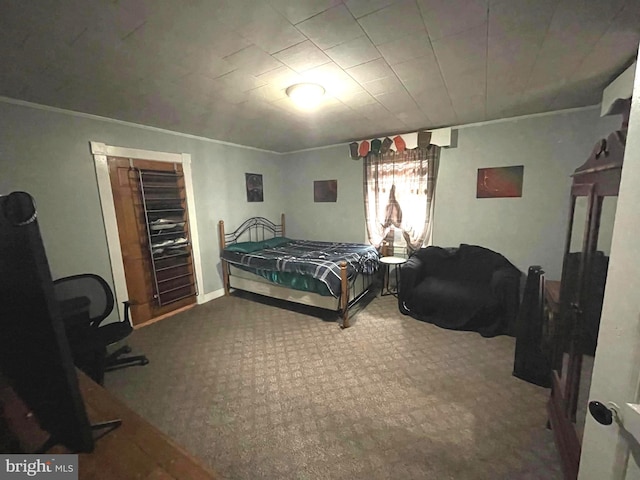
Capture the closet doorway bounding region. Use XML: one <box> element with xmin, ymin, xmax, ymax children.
<box><xmin>91</xmin><ymin>143</ymin><xmax>204</xmax><ymax>327</ymax></box>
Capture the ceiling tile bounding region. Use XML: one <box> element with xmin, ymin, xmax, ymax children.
<box><xmin>526</xmin><ymin>0</ymin><xmax>626</xmax><ymax>87</ymax></box>
<box><xmin>525</xmin><ymin>41</ymin><xmax>588</xmax><ymax>90</ymax></box>
<box><xmin>239</xmin><ymin>7</ymin><xmax>307</xmax><ymax>54</ymax></box>
<box><xmin>189</xmin><ymin>50</ymin><xmax>237</xmax><ymax>79</ymax></box>
<box><xmin>411</xmin><ymin>85</ymin><xmax>458</xmax><ymax>126</ymax></box>
<box><xmin>268</xmin><ymin>0</ymin><xmax>340</xmax><ymax>24</ymax></box>
<box><xmin>362</xmin><ymin>75</ymin><xmax>405</xmax><ymax>96</ymax></box>
<box><xmin>2</xmin><ymin>0</ymin><xmax>638</xmax><ymax>152</ymax></box>
<box><xmin>224</xmin><ymin>45</ymin><xmax>284</xmax><ymax>76</ymax></box>
<box><xmin>296</xmin><ymin>4</ymin><xmax>364</xmax><ymax>49</ymax></box>
<box><xmin>418</xmin><ymin>0</ymin><xmax>488</xmax><ymax>41</ymax></box>
<box><xmin>353</xmin><ymin>101</ymin><xmax>394</xmax><ymax>120</ymax></box>
<box><xmin>377</xmin><ymin>30</ymin><xmax>434</xmax><ymax>65</ymax></box>
<box><xmin>395</xmin><ymin>107</ymin><xmax>432</xmax><ymax>126</ymax></box>
<box><xmin>444</xmin><ymin>67</ymin><xmax>486</xmax><ymax>100</ymax></box>
<box><xmin>345</xmin><ymin>0</ymin><xmax>399</xmax><ymax>19</ymax></box>
<box><xmin>571</xmin><ymin>5</ymin><xmax>640</xmax><ymax>80</ymax></box>
<box><xmin>211</xmin><ymin>0</ymin><xmax>275</xmax><ymax>30</ymax></box>
<box><xmin>573</xmin><ymin>30</ymin><xmax>640</xmax><ymax>81</ymax></box>
<box><xmin>432</xmin><ymin>24</ymin><xmax>487</xmax><ymax>78</ymax></box>
<box><xmin>255</xmin><ymin>65</ymin><xmax>304</xmax><ymax>89</ymax></box>
<box><xmin>346</xmin><ymin>58</ymin><xmax>395</xmax><ymax>84</ymax></box>
<box><xmin>178</xmin><ymin>73</ymin><xmax>227</xmax><ymax>99</ymax></box>
<box><xmin>485</xmin><ymin>90</ymin><xmax>524</xmax><ymax>119</ymax></box>
<box><xmin>450</xmin><ymin>93</ymin><xmax>486</xmax><ymax>123</ymax></box>
<box><xmin>486</xmin><ymin>6</ymin><xmax>550</xmax><ymax>100</ymax></box>
<box><xmin>358</xmin><ymin>0</ymin><xmax>426</xmax><ymax>45</ymax></box>
<box><xmin>246</xmin><ymin>83</ymin><xmax>288</xmax><ymax>103</ymax></box>
<box><xmin>212</xmin><ymin>69</ymin><xmax>268</xmax><ymax>92</ymax></box>
<box><xmin>488</xmin><ymin>0</ymin><xmax>557</xmax><ymax>37</ymax></box>
<box><xmin>210</xmin><ymin>86</ymin><xmax>251</xmax><ymax>105</ymax></box>
<box><xmin>273</xmin><ymin>40</ymin><xmax>332</xmax><ymax>72</ymax></box>
<box><xmin>199</xmin><ymin>25</ymin><xmax>252</xmax><ymax>58</ymax></box>
<box><xmin>375</xmin><ymin>89</ymin><xmax>420</xmax><ymax>114</ymax></box>
<box><xmin>301</xmin><ymin>62</ymin><xmax>363</xmax><ymax>97</ymax></box>
<box><xmin>547</xmin><ymin>0</ymin><xmax>625</xmax><ymax>39</ymax></box>
<box><xmin>391</xmin><ymin>53</ymin><xmax>443</xmax><ymax>89</ymax></box>
<box><xmin>337</xmin><ymin>89</ymin><xmax>378</xmax><ymax>107</ymax></box>
<box><xmin>325</xmin><ymin>36</ymin><xmax>381</xmax><ymax>69</ymax></box>
<box><xmin>547</xmin><ymin>80</ymin><xmax>604</xmax><ymax>111</ymax></box>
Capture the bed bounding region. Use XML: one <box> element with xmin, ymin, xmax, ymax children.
<box><xmin>218</xmin><ymin>215</ymin><xmax>379</xmax><ymax>327</ymax></box>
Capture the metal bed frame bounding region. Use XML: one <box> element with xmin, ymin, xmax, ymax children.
<box><xmin>217</xmin><ymin>214</ymin><xmax>375</xmax><ymax>328</ymax></box>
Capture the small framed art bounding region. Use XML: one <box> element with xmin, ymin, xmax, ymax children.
<box><xmin>245</xmin><ymin>173</ymin><xmax>263</xmax><ymax>202</ymax></box>
<box><xmin>314</xmin><ymin>180</ymin><xmax>337</xmax><ymax>202</ymax></box>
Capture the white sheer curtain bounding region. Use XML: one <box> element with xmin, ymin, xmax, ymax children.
<box><xmin>363</xmin><ymin>146</ymin><xmax>440</xmax><ymax>253</ymax></box>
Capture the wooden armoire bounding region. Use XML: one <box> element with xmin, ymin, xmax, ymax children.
<box><xmin>547</xmin><ymin>126</ymin><xmax>626</xmax><ymax>479</ymax></box>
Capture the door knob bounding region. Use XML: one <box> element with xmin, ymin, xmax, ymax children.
<box><xmin>589</xmin><ymin>400</ymin><xmax>614</xmax><ymax>425</ymax></box>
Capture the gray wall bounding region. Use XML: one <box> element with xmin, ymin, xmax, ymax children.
<box><xmin>280</xmin><ymin>146</ymin><xmax>367</xmax><ymax>243</ymax></box>
<box><xmin>0</xmin><ymin>100</ymin><xmax>284</xmax><ymax>296</ymax></box>
<box><xmin>284</xmin><ymin>108</ymin><xmax>621</xmax><ymax>280</ymax></box>
<box><xmin>433</xmin><ymin>108</ymin><xmax>619</xmax><ymax>279</ymax></box>
<box><xmin>0</xmin><ymin>99</ymin><xmax>622</xmax><ymax>300</ymax></box>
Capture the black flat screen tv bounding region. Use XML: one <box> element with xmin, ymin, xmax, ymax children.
<box><xmin>0</xmin><ymin>191</ymin><xmax>95</xmax><ymax>452</ymax></box>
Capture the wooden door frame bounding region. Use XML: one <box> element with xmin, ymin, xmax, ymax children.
<box><xmin>90</xmin><ymin>142</ymin><xmax>205</xmax><ymax>321</ymax></box>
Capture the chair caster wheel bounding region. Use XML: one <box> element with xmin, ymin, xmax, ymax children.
<box><xmin>141</xmin><ymin>358</ymin><xmax>150</xmax><ymax>366</ymax></box>
<box><xmin>122</xmin><ymin>346</ymin><xmax>132</xmax><ymax>354</ymax></box>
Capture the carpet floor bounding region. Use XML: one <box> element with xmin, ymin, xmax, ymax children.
<box><xmin>105</xmin><ymin>292</ymin><xmax>562</xmax><ymax>480</ymax></box>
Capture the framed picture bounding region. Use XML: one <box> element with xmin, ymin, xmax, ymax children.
<box><xmin>314</xmin><ymin>180</ymin><xmax>337</xmax><ymax>202</ymax></box>
<box><xmin>477</xmin><ymin>166</ymin><xmax>524</xmax><ymax>198</ymax></box>
<box><xmin>245</xmin><ymin>173</ymin><xmax>263</xmax><ymax>202</ymax></box>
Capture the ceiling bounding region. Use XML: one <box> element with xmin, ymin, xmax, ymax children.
<box><xmin>1</xmin><ymin>0</ymin><xmax>639</xmax><ymax>153</ymax></box>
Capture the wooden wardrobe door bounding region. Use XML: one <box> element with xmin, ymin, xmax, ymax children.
<box><xmin>107</xmin><ymin>157</ymin><xmax>196</xmax><ymax>326</ymax></box>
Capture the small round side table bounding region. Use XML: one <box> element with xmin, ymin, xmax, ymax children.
<box><xmin>380</xmin><ymin>256</ymin><xmax>407</xmax><ymax>297</ymax></box>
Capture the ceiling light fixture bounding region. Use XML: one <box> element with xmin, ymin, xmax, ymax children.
<box><xmin>286</xmin><ymin>83</ymin><xmax>325</xmax><ymax>110</ymax></box>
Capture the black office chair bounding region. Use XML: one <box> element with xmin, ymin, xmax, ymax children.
<box><xmin>53</xmin><ymin>274</ymin><xmax>148</xmax><ymax>383</ymax></box>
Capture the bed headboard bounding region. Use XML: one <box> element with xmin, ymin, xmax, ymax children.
<box><xmin>218</xmin><ymin>214</ymin><xmax>285</xmax><ymax>249</ymax></box>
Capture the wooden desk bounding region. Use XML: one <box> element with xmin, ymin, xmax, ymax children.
<box><xmin>0</xmin><ymin>372</ymin><xmax>217</xmax><ymax>479</ymax></box>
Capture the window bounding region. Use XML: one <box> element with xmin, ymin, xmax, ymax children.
<box><xmin>363</xmin><ymin>147</ymin><xmax>440</xmax><ymax>254</ymax></box>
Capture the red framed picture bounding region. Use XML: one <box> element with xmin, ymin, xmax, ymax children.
<box><xmin>477</xmin><ymin>166</ymin><xmax>524</xmax><ymax>198</ymax></box>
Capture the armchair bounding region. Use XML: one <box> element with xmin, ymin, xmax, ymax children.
<box><xmin>399</xmin><ymin>244</ymin><xmax>521</xmax><ymax>337</ymax></box>
<box><xmin>54</xmin><ymin>274</ymin><xmax>148</xmax><ymax>384</ymax></box>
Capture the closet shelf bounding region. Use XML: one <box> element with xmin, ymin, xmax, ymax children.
<box><xmin>139</xmin><ymin>171</ymin><xmax>184</xmax><ymax>178</ymax></box>
<box><xmin>155</xmin><ymin>261</ymin><xmax>191</xmax><ymax>272</ymax></box>
<box><xmin>150</xmin><ymin>230</ymin><xmax>187</xmax><ymax>237</ymax></box>
<box><xmin>146</xmin><ymin>208</ymin><xmax>185</xmax><ymax>213</ymax></box>
<box><xmin>156</xmin><ymin>290</ymin><xmax>197</xmax><ymax>305</ymax></box>
<box><xmin>137</xmin><ymin>166</ymin><xmax>198</xmax><ymax>307</ymax></box>
<box><xmin>144</xmin><ymin>197</ymin><xmax>183</xmax><ymax>201</ymax></box>
<box><xmin>157</xmin><ymin>272</ymin><xmax>193</xmax><ymax>284</ymax></box>
<box><xmin>157</xmin><ymin>281</ymin><xmax>196</xmax><ymax>296</ymax></box>
<box><xmin>141</xmin><ymin>184</ymin><xmax>183</xmax><ymax>190</ymax></box>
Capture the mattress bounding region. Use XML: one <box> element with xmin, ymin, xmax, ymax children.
<box><xmin>221</xmin><ymin>238</ymin><xmax>379</xmax><ymax>297</ymax></box>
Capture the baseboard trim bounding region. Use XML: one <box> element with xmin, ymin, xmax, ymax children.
<box><xmin>199</xmin><ymin>289</ymin><xmax>225</xmax><ymax>304</ymax></box>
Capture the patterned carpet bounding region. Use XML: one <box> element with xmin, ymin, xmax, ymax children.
<box><xmin>105</xmin><ymin>291</ymin><xmax>562</xmax><ymax>480</ymax></box>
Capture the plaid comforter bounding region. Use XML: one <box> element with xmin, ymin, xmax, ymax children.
<box><xmin>221</xmin><ymin>239</ymin><xmax>380</xmax><ymax>298</ymax></box>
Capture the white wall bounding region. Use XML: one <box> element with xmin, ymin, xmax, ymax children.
<box><xmin>0</xmin><ymin>100</ymin><xmax>284</xmax><ymax>297</ymax></box>
<box><xmin>579</xmin><ymin>55</ymin><xmax>640</xmax><ymax>480</ymax></box>
<box><xmin>284</xmin><ymin>108</ymin><xmax>620</xmax><ymax>280</ymax></box>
